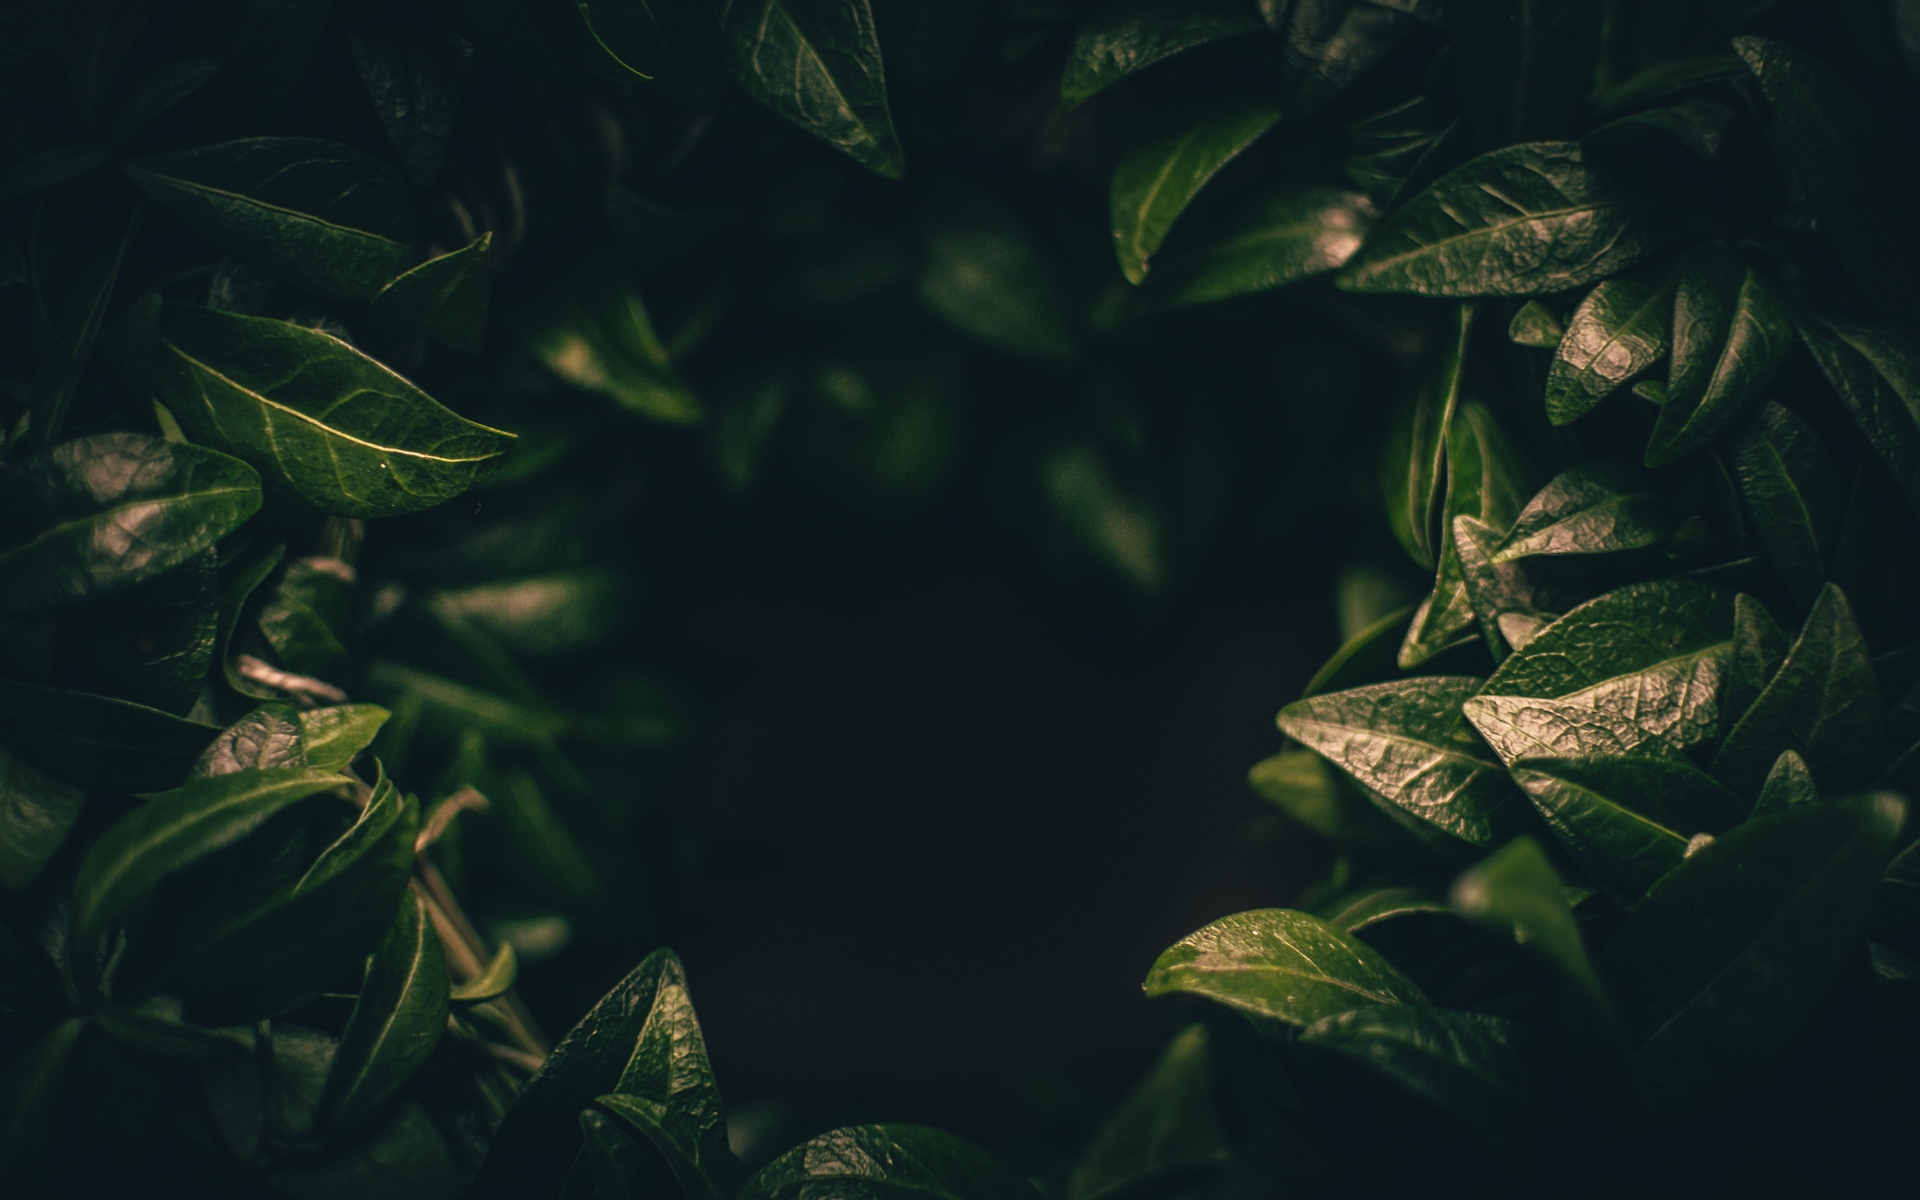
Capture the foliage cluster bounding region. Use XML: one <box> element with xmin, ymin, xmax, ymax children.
<box><xmin>2</xmin><ymin>0</ymin><xmax>1919</xmax><ymax>1197</ymax></box>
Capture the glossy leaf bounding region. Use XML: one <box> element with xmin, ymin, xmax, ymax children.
<box><xmin>1451</xmin><ymin>837</ymin><xmax>1602</xmax><ymax>1006</ymax></box>
<box><xmin>1156</xmin><ymin>185</ymin><xmax>1373</xmax><ymax>307</ymax></box>
<box><xmin>1067</xmin><ymin>1024</ymin><xmax>1230</xmax><ymax>1200</ymax></box>
<box><xmin>1506</xmin><ymin>755</ymin><xmax>1744</xmax><ymax>907</ymax></box>
<box><xmin>67</xmin><ymin>767</ymin><xmax>352</xmax><ymax>984</ymax></box>
<box><xmin>154</xmin><ymin>304</ymin><xmax>514</xmax><ymax>517</ymax></box>
<box><xmin>0</xmin><ymin>432</ymin><xmax>260</xmax><ymax>614</ymax></box>
<box><xmin>739</xmin><ymin>1125</ymin><xmax>1043</xmax><ymax>1200</ymax></box>
<box><xmin>1111</xmin><ymin>103</ymin><xmax>1282</xmax><ymax>285</ymax></box>
<box><xmin>1060</xmin><ymin>0</ymin><xmax>1260</xmax><ymax>111</ymax></box>
<box><xmin>1599</xmin><ymin>794</ymin><xmax>1905</xmax><ymax>1113</ymax></box>
<box><xmin>1645</xmin><ymin>249</ymin><xmax>1791</xmax><ymax>468</ymax></box>
<box><xmin>192</xmin><ymin>702</ymin><xmax>306</xmax><ymax>777</ymax></box>
<box><xmin>1281</xmin><ymin>677</ymin><xmax>1527</xmax><ymax>846</ymax></box>
<box><xmin>1338</xmin><ymin>142</ymin><xmax>1664</xmax><ymax>296</ymax></box>
<box><xmin>1144</xmin><ymin>908</ymin><xmax>1426</xmax><ymax>1025</ymax></box>
<box><xmin>0</xmin><ymin>677</ymin><xmax>218</xmax><ymax>792</ymax></box>
<box><xmin>1492</xmin><ymin>460</ymin><xmax>1673</xmax><ymax>562</ymax></box>
<box><xmin>1382</xmin><ymin>303</ymin><xmax>1474</xmax><ymax>570</ymax></box>
<box><xmin>320</xmin><ymin>891</ymin><xmax>449</xmax><ymax>1132</ymax></box>
<box><xmin>1751</xmin><ymin>749</ymin><xmax>1816</xmax><ymax>817</ymax></box>
<box><xmin>1298</xmin><ymin>1005</ymin><xmax>1530</xmax><ymax>1143</ymax></box>
<box><xmin>1712</xmin><ymin>584</ymin><xmax>1884</xmax><ymax>799</ymax></box>
<box><xmin>0</xmin><ymin>746</ymin><xmax>85</xmax><ymax>889</ymax></box>
<box><xmin>1507</xmin><ymin>300</ymin><xmax>1563</xmax><ymax>348</ymax></box>
<box><xmin>1545</xmin><ymin>275</ymin><xmax>1674</xmax><ymax>426</ymax></box>
<box><xmin>368</xmin><ymin>232</ymin><xmax>492</xmax><ymax>354</ymax></box>
<box><xmin>124</xmin><ymin>137</ymin><xmax>423</xmax><ymax>301</ymax></box>
<box><xmin>727</xmin><ymin>0</ymin><xmax>904</xmax><ymax>179</ymax></box>
<box><xmin>1450</xmin><ymin>0</ymin><xmax>1601</xmax><ymax>146</ymax></box>
<box><xmin>1463</xmin><ymin>692</ymin><xmax>1685</xmax><ymax>766</ymax></box>
<box><xmin>1729</xmin><ymin>401</ymin><xmax>1844</xmax><ymax>601</ymax></box>
<box><xmin>299</xmin><ymin>705</ymin><xmax>389</xmax><ymax>772</ymax></box>
<box><xmin>1477</xmin><ymin>580</ymin><xmax>1735</xmax><ymax>750</ymax></box>
<box><xmin>1795</xmin><ymin>312</ymin><xmax>1920</xmax><ymax>514</ymax></box>
<box><xmin>1452</xmin><ymin>514</ymin><xmax>1571</xmax><ymax>660</ymax></box>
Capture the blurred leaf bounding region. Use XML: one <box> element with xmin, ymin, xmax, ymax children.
<box><xmin>350</xmin><ymin>30</ymin><xmax>472</xmax><ymax>186</ymax></box>
<box><xmin>125</xmin><ymin>138</ymin><xmax>422</xmax><ymax>301</ymax></box>
<box><xmin>1277</xmin><ymin>0</ymin><xmax>1413</xmax><ymax>117</ymax></box>
<box><xmin>1067</xmin><ymin>1024</ymin><xmax>1230</xmax><ymax>1200</ymax></box>
<box><xmin>727</xmin><ymin>0</ymin><xmax>904</xmax><ymax>178</ymax></box>
<box><xmin>1795</xmin><ymin>312</ymin><xmax>1920</xmax><ymax>515</ymax></box>
<box><xmin>0</xmin><ymin>1018</ymin><xmax>83</xmax><ymax>1192</ymax></box>
<box><xmin>1452</xmin><ymin>837</ymin><xmax>1603</xmax><ymax>1007</ymax></box>
<box><xmin>428</xmin><ymin>573</ymin><xmax>623</xmax><ymax>658</ymax></box>
<box><xmin>0</xmin><ymin>676</ymin><xmax>218</xmax><ymax>792</ymax></box>
<box><xmin>1112</xmin><ymin>103</ymin><xmax>1281</xmax><ymax>285</ymax></box>
<box><xmin>1249</xmin><ymin>748</ymin><xmax>1343</xmax><ymax>838</ymax></box>
<box><xmin>740</xmin><ymin>1126</ymin><xmax>1043</xmax><ymax>1200</ymax></box>
<box><xmin>1450</xmin><ymin>0</ymin><xmax>1601</xmax><ymax>146</ymax></box>
<box><xmin>1339</xmin><ymin>143</ymin><xmax>1664</xmax><ymax>296</ymax></box>
<box><xmin>321</xmin><ymin>890</ymin><xmax>449</xmax><ymax>1133</ymax></box>
<box><xmin>0</xmin><ymin>432</ymin><xmax>260</xmax><ymax>614</ymax></box>
<box><xmin>1583</xmin><ymin>99</ymin><xmax>1734</xmax><ymax>160</ymax></box>
<box><xmin>368</xmin><ymin>233</ymin><xmax>492</xmax><ymax>354</ymax></box>
<box><xmin>1381</xmin><ymin>303</ymin><xmax>1473</xmax><ymax>570</ymax></box>
<box><xmin>1158</xmin><ymin>182</ymin><xmax>1373</xmax><ymax>305</ymax></box>
<box><xmin>918</xmin><ymin>197</ymin><xmax>1074</xmax><ymax>360</ymax></box>
<box><xmin>1750</xmin><ymin>749</ymin><xmax>1816</xmax><ymax>817</ymax></box>
<box><xmin>522</xmin><ymin>260</ymin><xmax>702</xmax><ymax>424</ymax></box>
<box><xmin>27</xmin><ymin>176</ymin><xmax>143</xmax><ymax>442</ymax></box>
<box><xmin>1599</xmin><ymin>794</ymin><xmax>1905</xmax><ymax>1114</ymax></box>
<box><xmin>1645</xmin><ymin>248</ymin><xmax>1790</xmax><ymax>468</ymax></box>
<box><xmin>1059</xmin><ymin>0</ymin><xmax>1261</xmax><ymax>111</ymax></box>
<box><xmin>0</xmin><ymin>745</ymin><xmax>85</xmax><ymax>889</ymax></box>
<box><xmin>1298</xmin><ymin>1006</ymin><xmax>1530</xmax><ymax>1144</ymax></box>
<box><xmin>110</xmin><ymin>57</ymin><xmax>221</xmax><ymax>143</ymax></box>
<box><xmin>1302</xmin><ymin>604</ymin><xmax>1414</xmax><ymax>697</ymax></box>
<box><xmin>1545</xmin><ymin>274</ymin><xmax>1673</xmax><ymax>426</ymax></box>
<box><xmin>155</xmin><ymin>304</ymin><xmax>515</xmax><ymax>516</ymax></box>
<box><xmin>1729</xmin><ymin>401</ymin><xmax>1844</xmax><ymax>602</ymax></box>
<box><xmin>1492</xmin><ymin>461</ymin><xmax>1674</xmax><ymax>562</ymax></box>
<box><xmin>1145</xmin><ymin>908</ymin><xmax>1425</xmax><ymax>1026</ymax></box>
<box><xmin>258</xmin><ymin>556</ymin><xmax>356</xmax><ymax>683</ymax></box>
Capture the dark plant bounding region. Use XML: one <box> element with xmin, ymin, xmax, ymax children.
<box><xmin>2</xmin><ymin>1</ymin><xmax>1917</xmax><ymax>1198</ymax></box>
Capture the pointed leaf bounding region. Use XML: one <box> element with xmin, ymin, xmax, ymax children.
<box><xmin>1381</xmin><ymin>303</ymin><xmax>1474</xmax><ymax>569</ymax></box>
<box><xmin>299</xmin><ymin>705</ymin><xmax>389</xmax><ymax>773</ymax></box>
<box><xmin>740</xmin><ymin>1126</ymin><xmax>1042</xmax><ymax>1200</ymax></box>
<box><xmin>1463</xmin><ymin>692</ymin><xmax>1685</xmax><ymax>767</ymax></box>
<box><xmin>1794</xmin><ymin>311</ymin><xmax>1920</xmax><ymax>514</ymax></box>
<box><xmin>1155</xmin><ymin>185</ymin><xmax>1374</xmax><ymax>307</ymax></box>
<box><xmin>449</xmin><ymin>942</ymin><xmax>517</xmax><ymax>1005</ymax></box>
<box><xmin>521</xmin><ymin>260</ymin><xmax>702</xmax><ymax>424</ymax></box>
<box><xmin>1492</xmin><ymin>461</ymin><xmax>1674</xmax><ymax>562</ymax></box>
<box><xmin>1751</xmin><ymin>750</ymin><xmax>1816</xmax><ymax>817</ymax></box>
<box><xmin>1645</xmin><ymin>249</ymin><xmax>1791</xmax><ymax>467</ymax></box>
<box><xmin>1545</xmin><ymin>275</ymin><xmax>1673</xmax><ymax>425</ymax></box>
<box><xmin>192</xmin><ymin>703</ymin><xmax>307</xmax><ymax>777</ymax></box>
<box><xmin>1060</xmin><ymin>0</ymin><xmax>1261</xmax><ymax>111</ymax></box>
<box><xmin>1583</xmin><ymin>99</ymin><xmax>1734</xmax><ymax>160</ymax></box>
<box><xmin>1111</xmin><ymin>102</ymin><xmax>1281</xmax><ymax>285</ymax></box>
<box><xmin>321</xmin><ymin>891</ymin><xmax>449</xmax><ymax>1132</ymax></box>
<box><xmin>1144</xmin><ymin>908</ymin><xmax>1426</xmax><ymax>1026</ymax></box>
<box><xmin>727</xmin><ymin>0</ymin><xmax>903</xmax><ymax>179</ymax></box>
<box><xmin>1298</xmin><ymin>1005</ymin><xmax>1530</xmax><ymax>1143</ymax></box>
<box><xmin>154</xmin><ymin>304</ymin><xmax>514</xmax><ymax>517</ymax></box>
<box><xmin>1452</xmin><ymin>514</ymin><xmax>1573</xmax><ymax>661</ymax></box>
<box><xmin>1451</xmin><ymin>836</ymin><xmax>1603</xmax><ymax>1007</ymax></box>
<box><xmin>1725</xmin><ymin>592</ymin><xmax>1788</xmax><ymax>723</ymax></box>
<box><xmin>1729</xmin><ymin>401</ymin><xmax>1844</xmax><ymax>601</ymax></box>
<box><xmin>368</xmin><ymin>232</ymin><xmax>492</xmax><ymax>353</ymax></box>
<box><xmin>1068</xmin><ymin>1025</ymin><xmax>1229</xmax><ymax>1200</ymax></box>
<box><xmin>1318</xmin><ymin>887</ymin><xmax>1448</xmax><ymax>934</ymax></box>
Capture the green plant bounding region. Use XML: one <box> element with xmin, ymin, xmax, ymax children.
<box><xmin>4</xmin><ymin>0</ymin><xmax>1918</xmax><ymax>1198</ymax></box>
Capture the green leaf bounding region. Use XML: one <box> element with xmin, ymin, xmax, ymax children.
<box><xmin>1155</xmin><ymin>184</ymin><xmax>1374</xmax><ymax>308</ymax></box>
<box><xmin>1507</xmin><ymin>299</ymin><xmax>1563</xmax><ymax>348</ymax></box>
<box><xmin>1794</xmin><ymin>311</ymin><xmax>1920</xmax><ymax>515</ymax></box>
<box><xmin>1583</xmin><ymin>99</ymin><xmax>1734</xmax><ymax>161</ymax></box>
<box><xmin>299</xmin><ymin>705</ymin><xmax>389</xmax><ymax>772</ymax></box>
<box><xmin>368</xmin><ymin>232</ymin><xmax>492</xmax><ymax>354</ymax></box>
<box><xmin>1144</xmin><ymin>908</ymin><xmax>1426</xmax><ymax>1025</ymax></box>
<box><xmin>427</xmin><ymin>573</ymin><xmax>623</xmax><ymax>658</ymax></box>
<box><xmin>1712</xmin><ymin>583</ymin><xmax>1884</xmax><ymax>799</ymax></box>
<box><xmin>1338</xmin><ymin>142</ymin><xmax>1664</xmax><ymax>296</ymax></box>
<box><xmin>741</xmin><ymin>1126</ymin><xmax>1042</xmax><ymax>1200</ymax></box>
<box><xmin>257</xmin><ymin>556</ymin><xmax>355</xmax><ymax>682</ymax></box>
<box><xmin>55</xmin><ymin>549</ymin><xmax>218</xmax><ymax>714</ymax></box>
<box><xmin>1645</xmin><ymin>249</ymin><xmax>1791</xmax><ymax>468</ymax></box>
<box><xmin>363</xmin><ymin>661</ymin><xmax>569</xmax><ymax>746</ymax></box>
<box><xmin>154</xmin><ymin>304</ymin><xmax>515</xmax><ymax>517</ymax></box>
<box><xmin>27</xmin><ymin>177</ymin><xmax>143</xmax><ymax>443</ymax></box>
<box><xmin>350</xmin><ymin>30</ymin><xmax>472</xmax><ymax>186</ymax></box>
<box><xmin>1302</xmin><ymin>604</ymin><xmax>1414</xmax><ymax>697</ymax></box>
<box><xmin>91</xmin><ymin>1001</ymin><xmax>247</xmax><ymax>1061</ymax></box>
<box><xmin>521</xmin><ymin>260</ymin><xmax>702</xmax><ymax>424</ymax></box>
<box><xmin>191</xmin><ymin>702</ymin><xmax>306</xmax><ymax>777</ymax></box>
<box><xmin>1729</xmin><ymin>401</ymin><xmax>1845</xmax><ymax>602</ymax></box>
<box><xmin>0</xmin><ymin>677</ymin><xmax>219</xmax><ymax>792</ymax></box>
<box><xmin>1276</xmin><ymin>0</ymin><xmax>1414</xmax><ymax>117</ymax></box>
<box><xmin>111</xmin><ymin>57</ymin><xmax>221</xmax><ymax>143</ymax></box>
<box><xmin>1451</xmin><ymin>836</ymin><xmax>1603</xmax><ymax>1007</ymax></box>
<box><xmin>1725</xmin><ymin>592</ymin><xmax>1788</xmax><ymax>723</ymax></box>
<box><xmin>1491</xmin><ymin>460</ymin><xmax>1674</xmax><ymax>562</ymax></box>
<box><xmin>1599</xmin><ymin>793</ymin><xmax>1905</xmax><ymax>1114</ymax></box>
<box><xmin>1545</xmin><ymin>275</ymin><xmax>1674</xmax><ymax>426</ymax></box>
<box><xmin>68</xmin><ymin>767</ymin><xmax>352</xmax><ymax>986</ymax></box>
<box><xmin>1449</xmin><ymin>0</ymin><xmax>1601</xmax><ymax>145</ymax></box>
<box><xmin>0</xmin><ymin>432</ymin><xmax>259</xmax><ymax>614</ymax></box>
<box><xmin>1381</xmin><ymin>304</ymin><xmax>1474</xmax><ymax>570</ymax></box>
<box><xmin>917</xmin><ymin>196</ymin><xmax>1074</xmax><ymax>361</ymax></box>
<box><xmin>726</xmin><ymin>0</ymin><xmax>904</xmax><ymax>179</ymax></box>
<box><xmin>1297</xmin><ymin>1005</ymin><xmax>1529</xmax><ymax>1144</ymax></box>
<box><xmin>124</xmin><ymin>137</ymin><xmax>423</xmax><ymax>301</ymax></box>
<box><xmin>1318</xmin><ymin>887</ymin><xmax>1448</xmax><ymax>933</ymax></box>
<box><xmin>1067</xmin><ymin>1024</ymin><xmax>1230</xmax><ymax>1200</ymax></box>
<box><xmin>0</xmin><ymin>1018</ymin><xmax>83</xmax><ymax>1192</ymax></box>
<box><xmin>449</xmin><ymin>942</ymin><xmax>517</xmax><ymax>1005</ymax></box>
<box><xmin>1505</xmin><ymin>756</ymin><xmax>1744</xmax><ymax>907</ymax></box>
<box><xmin>1476</xmin><ymin>580</ymin><xmax>1735</xmax><ymax>750</ymax></box>
<box><xmin>1463</xmin><ymin>692</ymin><xmax>1685</xmax><ymax>766</ymax></box>
<box><xmin>1279</xmin><ymin>678</ymin><xmax>1530</xmax><ymax>847</ymax></box>
<box><xmin>1249</xmin><ymin>749</ymin><xmax>1345</xmax><ymax>839</ymax></box>
<box><xmin>1111</xmin><ymin>102</ymin><xmax>1282</xmax><ymax>285</ymax></box>
<box><xmin>320</xmin><ymin>890</ymin><xmax>450</xmax><ymax>1133</ymax></box>
<box><xmin>1735</xmin><ymin>37</ymin><xmax>1920</xmax><ymax>328</ymax></box>
<box><xmin>1751</xmin><ymin>749</ymin><xmax>1816</xmax><ymax>817</ymax></box>
<box><xmin>1452</xmin><ymin>514</ymin><xmax>1571</xmax><ymax>660</ymax></box>
<box><xmin>1060</xmin><ymin>0</ymin><xmax>1262</xmax><ymax>111</ymax></box>
<box><xmin>562</xmin><ymin>1108</ymin><xmax>677</xmax><ymax>1200</ymax></box>
<box><xmin>0</xmin><ymin>746</ymin><xmax>85</xmax><ymax>889</ymax></box>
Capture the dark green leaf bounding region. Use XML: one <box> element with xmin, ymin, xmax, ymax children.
<box><xmin>220</xmin><ymin>0</ymin><xmax>333</xmax><ymax>117</ymax></box>
<box><xmin>0</xmin><ymin>1018</ymin><xmax>83</xmax><ymax>1192</ymax></box>
<box><xmin>1452</xmin><ymin>514</ymin><xmax>1572</xmax><ymax>660</ymax></box>
<box><xmin>1583</xmin><ymin>99</ymin><xmax>1734</xmax><ymax>160</ymax></box>
<box><xmin>1645</xmin><ymin>249</ymin><xmax>1791</xmax><ymax>467</ymax></box>
<box><xmin>561</xmin><ymin>1108</ymin><xmax>677</xmax><ymax>1200</ymax></box>
<box><xmin>124</xmin><ymin>138</ymin><xmax>423</xmax><ymax>301</ymax></box>
<box><xmin>1451</xmin><ymin>836</ymin><xmax>1603</xmax><ymax>1006</ymax></box>
<box><xmin>1729</xmin><ymin>401</ymin><xmax>1844</xmax><ymax>601</ymax></box>
<box><xmin>0</xmin><ymin>745</ymin><xmax>85</xmax><ymax>889</ymax></box>
<box><xmin>1381</xmin><ymin>303</ymin><xmax>1474</xmax><ymax>570</ymax></box>
<box><xmin>1067</xmin><ymin>1024</ymin><xmax>1230</xmax><ymax>1200</ymax></box>
<box><xmin>740</xmin><ymin>1126</ymin><xmax>1042</xmax><ymax>1200</ymax></box>
<box><xmin>1338</xmin><ymin>142</ymin><xmax>1665</xmax><ymax>296</ymax></box>
<box><xmin>726</xmin><ymin>0</ymin><xmax>904</xmax><ymax>179</ymax></box>
<box><xmin>1450</xmin><ymin>0</ymin><xmax>1601</xmax><ymax>146</ymax></box>
<box><xmin>1302</xmin><ymin>604</ymin><xmax>1414</xmax><ymax>697</ymax></box>
<box><xmin>1492</xmin><ymin>461</ymin><xmax>1675</xmax><ymax>562</ymax></box>
<box><xmin>1599</xmin><ymin>794</ymin><xmax>1905</xmax><ymax>1114</ymax></box>
<box><xmin>2</xmin><ymin>144</ymin><xmax>114</xmax><ymax>201</ymax></box>
<box><xmin>257</xmin><ymin>556</ymin><xmax>355</xmax><ymax>682</ymax></box>
<box><xmin>1060</xmin><ymin>0</ymin><xmax>1260</xmax><ymax>111</ymax></box>
<box><xmin>1297</xmin><ymin>1005</ymin><xmax>1530</xmax><ymax>1144</ymax></box>
<box><xmin>110</xmin><ymin>57</ymin><xmax>221</xmax><ymax>143</ymax></box>
<box><xmin>192</xmin><ymin>702</ymin><xmax>306</xmax><ymax>777</ymax></box>
<box><xmin>1751</xmin><ymin>749</ymin><xmax>1816</xmax><ymax>817</ymax></box>
<box><xmin>300</xmin><ymin>705</ymin><xmax>389</xmax><ymax>772</ymax></box>
<box><xmin>90</xmin><ymin>1001</ymin><xmax>245</xmax><ymax>1061</ymax></box>
<box><xmin>1145</xmin><ymin>908</ymin><xmax>1425</xmax><ymax>1025</ymax></box>
<box><xmin>1279</xmin><ymin>677</ymin><xmax>1529</xmax><ymax>847</ymax></box>
<box><xmin>1476</xmin><ymin>580</ymin><xmax>1735</xmax><ymax>750</ymax></box>
<box><xmin>1545</xmin><ymin>275</ymin><xmax>1673</xmax><ymax>426</ymax></box>
<box><xmin>53</xmin><ymin>549</ymin><xmax>217</xmax><ymax>713</ymax></box>
<box><xmin>1712</xmin><ymin>583</ymin><xmax>1884</xmax><ymax>798</ymax></box>
<box><xmin>1736</xmin><ymin>36</ymin><xmax>1920</xmax><ymax>328</ymax></box>
<box><xmin>1318</xmin><ymin>887</ymin><xmax>1448</xmax><ymax>933</ymax></box>
<box><xmin>1794</xmin><ymin>311</ymin><xmax>1920</xmax><ymax>514</ymax></box>
<box><xmin>1154</xmin><ymin>184</ymin><xmax>1373</xmax><ymax>307</ymax></box>
<box><xmin>0</xmin><ymin>432</ymin><xmax>260</xmax><ymax>614</ymax></box>
<box><xmin>427</xmin><ymin>573</ymin><xmax>623</xmax><ymax>658</ymax></box>
<box><xmin>27</xmin><ymin>177</ymin><xmax>143</xmax><ymax>443</ymax></box>
<box><xmin>1724</xmin><ymin>592</ymin><xmax>1788</xmax><ymax>724</ymax></box>
<box><xmin>321</xmin><ymin>890</ymin><xmax>449</xmax><ymax>1133</ymax></box>
<box><xmin>67</xmin><ymin>766</ymin><xmax>352</xmax><ymax>985</ymax></box>
<box><xmin>1249</xmin><ymin>748</ymin><xmax>1345</xmax><ymax>839</ymax></box>
<box><xmin>1507</xmin><ymin>300</ymin><xmax>1563</xmax><ymax>348</ymax></box>
<box><xmin>449</xmin><ymin>942</ymin><xmax>517</xmax><ymax>1005</ymax></box>
<box><xmin>154</xmin><ymin>304</ymin><xmax>515</xmax><ymax>517</ymax></box>
<box><xmin>1505</xmin><ymin>755</ymin><xmax>1744</xmax><ymax>907</ymax></box>
<box><xmin>368</xmin><ymin>232</ymin><xmax>493</xmax><ymax>354</ymax></box>
<box><xmin>0</xmin><ymin>677</ymin><xmax>218</xmax><ymax>792</ymax></box>
<box><xmin>1112</xmin><ymin>103</ymin><xmax>1282</xmax><ymax>285</ymax></box>
<box><xmin>521</xmin><ymin>260</ymin><xmax>702</xmax><ymax>424</ymax></box>
<box><xmin>350</xmin><ymin>30</ymin><xmax>472</xmax><ymax>186</ymax></box>
<box><xmin>918</xmin><ymin>196</ymin><xmax>1074</xmax><ymax>361</ymax></box>
<box><xmin>1277</xmin><ymin>0</ymin><xmax>1413</xmax><ymax>117</ymax></box>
